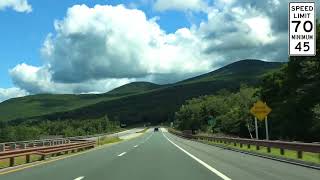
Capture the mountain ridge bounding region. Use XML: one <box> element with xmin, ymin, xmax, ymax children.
<box><xmin>0</xmin><ymin>59</ymin><xmax>284</xmax><ymax>123</ymax></box>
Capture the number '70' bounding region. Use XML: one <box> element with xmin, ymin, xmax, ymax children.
<box><xmin>292</xmin><ymin>21</ymin><xmax>313</xmax><ymax>32</ymax></box>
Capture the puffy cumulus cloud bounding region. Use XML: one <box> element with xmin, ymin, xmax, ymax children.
<box><xmin>153</xmin><ymin>0</ymin><xmax>208</xmax><ymax>12</ymax></box>
<box><xmin>10</xmin><ymin>63</ymin><xmax>133</xmax><ymax>94</ymax></box>
<box><xmin>199</xmin><ymin>0</ymin><xmax>289</xmax><ymax>62</ymax></box>
<box><xmin>41</xmin><ymin>4</ymin><xmax>212</xmax><ymax>84</ymax></box>
<box><xmin>8</xmin><ymin>1</ymin><xmax>293</xmax><ymax>97</ymax></box>
<box><xmin>0</xmin><ymin>0</ymin><xmax>32</xmax><ymax>13</ymax></box>
<box><xmin>0</xmin><ymin>87</ymin><xmax>28</xmax><ymax>102</ymax></box>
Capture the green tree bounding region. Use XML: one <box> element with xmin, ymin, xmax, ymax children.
<box><xmin>259</xmin><ymin>22</ymin><xmax>320</xmax><ymax>141</ymax></box>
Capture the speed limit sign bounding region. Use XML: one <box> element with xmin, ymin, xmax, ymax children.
<box><xmin>289</xmin><ymin>2</ymin><xmax>316</xmax><ymax>56</ymax></box>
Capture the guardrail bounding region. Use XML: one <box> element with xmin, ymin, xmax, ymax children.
<box><xmin>0</xmin><ymin>130</ymin><xmax>125</xmax><ymax>169</ymax></box>
<box><xmin>0</xmin><ymin>138</ymin><xmax>71</xmax><ymax>152</ymax></box>
<box><xmin>168</xmin><ymin>129</ymin><xmax>320</xmax><ymax>159</ymax></box>
<box><xmin>0</xmin><ymin>129</ymin><xmax>124</xmax><ymax>152</ymax></box>
<box><xmin>0</xmin><ymin>140</ymin><xmax>95</xmax><ymax>168</ymax></box>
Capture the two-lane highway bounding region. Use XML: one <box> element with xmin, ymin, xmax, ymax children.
<box><xmin>0</xmin><ymin>128</ymin><xmax>319</xmax><ymax>180</ymax></box>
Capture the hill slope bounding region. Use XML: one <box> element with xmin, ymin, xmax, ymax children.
<box><xmin>1</xmin><ymin>60</ymin><xmax>283</xmax><ymax>124</ymax></box>
<box><xmin>180</xmin><ymin>59</ymin><xmax>282</xmax><ymax>84</ymax></box>
<box><xmin>106</xmin><ymin>82</ymin><xmax>162</xmax><ymax>95</ymax></box>
<box><xmin>0</xmin><ymin>82</ymin><xmax>160</xmax><ymax>121</ymax></box>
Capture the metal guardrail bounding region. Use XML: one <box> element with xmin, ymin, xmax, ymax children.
<box><xmin>0</xmin><ymin>140</ymin><xmax>96</xmax><ymax>168</ymax></box>
<box><xmin>0</xmin><ymin>138</ymin><xmax>71</xmax><ymax>152</ymax></box>
<box><xmin>168</xmin><ymin>129</ymin><xmax>320</xmax><ymax>159</ymax></box>
<box><xmin>0</xmin><ymin>130</ymin><xmax>126</xmax><ymax>169</ymax></box>
<box><xmin>0</xmin><ymin>129</ymin><xmax>124</xmax><ymax>152</ymax></box>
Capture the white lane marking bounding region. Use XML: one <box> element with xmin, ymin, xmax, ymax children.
<box><xmin>141</xmin><ymin>133</ymin><xmax>153</xmax><ymax>144</ymax></box>
<box><xmin>74</xmin><ymin>176</ymin><xmax>85</xmax><ymax>180</ymax></box>
<box><xmin>163</xmin><ymin>133</ymin><xmax>232</xmax><ymax>180</ymax></box>
<box><xmin>118</xmin><ymin>152</ymin><xmax>127</xmax><ymax>157</ymax></box>
<box><xmin>134</xmin><ymin>145</ymin><xmax>139</xmax><ymax>148</ymax></box>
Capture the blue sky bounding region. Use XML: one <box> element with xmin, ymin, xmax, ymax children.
<box><xmin>0</xmin><ymin>0</ymin><xmax>305</xmax><ymax>102</ymax></box>
<box><xmin>0</xmin><ymin>0</ymin><xmax>192</xmax><ymax>88</ymax></box>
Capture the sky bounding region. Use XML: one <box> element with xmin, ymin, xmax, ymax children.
<box><xmin>0</xmin><ymin>0</ymin><xmax>318</xmax><ymax>102</ymax></box>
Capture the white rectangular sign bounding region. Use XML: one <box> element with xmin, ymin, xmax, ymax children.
<box><xmin>289</xmin><ymin>2</ymin><xmax>316</xmax><ymax>56</ymax></box>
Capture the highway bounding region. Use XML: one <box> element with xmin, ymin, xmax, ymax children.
<box><xmin>0</xmin><ymin>128</ymin><xmax>319</xmax><ymax>180</ymax></box>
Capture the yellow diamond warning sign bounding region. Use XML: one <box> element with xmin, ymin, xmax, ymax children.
<box><xmin>250</xmin><ymin>101</ymin><xmax>272</xmax><ymax>121</ymax></box>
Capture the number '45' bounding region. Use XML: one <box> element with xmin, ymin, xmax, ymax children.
<box><xmin>295</xmin><ymin>42</ymin><xmax>310</xmax><ymax>51</ymax></box>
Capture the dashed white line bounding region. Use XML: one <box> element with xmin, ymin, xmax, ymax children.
<box><xmin>118</xmin><ymin>152</ymin><xmax>127</xmax><ymax>157</ymax></box>
<box><xmin>162</xmin><ymin>132</ymin><xmax>232</xmax><ymax>180</ymax></box>
<box><xmin>74</xmin><ymin>176</ymin><xmax>85</xmax><ymax>180</ymax></box>
<box><xmin>134</xmin><ymin>145</ymin><xmax>139</xmax><ymax>148</ymax></box>
<box><xmin>140</xmin><ymin>133</ymin><xmax>153</xmax><ymax>144</ymax></box>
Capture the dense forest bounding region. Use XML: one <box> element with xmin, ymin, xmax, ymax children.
<box><xmin>174</xmin><ymin>23</ymin><xmax>320</xmax><ymax>142</ymax></box>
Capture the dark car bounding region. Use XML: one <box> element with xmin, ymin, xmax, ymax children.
<box><xmin>154</xmin><ymin>127</ymin><xmax>159</xmax><ymax>132</ymax></box>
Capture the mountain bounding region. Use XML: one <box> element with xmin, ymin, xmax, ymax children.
<box><xmin>0</xmin><ymin>82</ymin><xmax>160</xmax><ymax>122</ymax></box>
<box><xmin>106</xmin><ymin>82</ymin><xmax>162</xmax><ymax>95</ymax></box>
<box><xmin>0</xmin><ymin>59</ymin><xmax>284</xmax><ymax>124</ymax></box>
<box><xmin>179</xmin><ymin>59</ymin><xmax>282</xmax><ymax>84</ymax></box>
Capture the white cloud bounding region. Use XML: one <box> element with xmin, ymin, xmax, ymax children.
<box><xmin>0</xmin><ymin>0</ymin><xmax>32</xmax><ymax>13</ymax></box>
<box><xmin>0</xmin><ymin>87</ymin><xmax>28</xmax><ymax>102</ymax></box>
<box><xmin>244</xmin><ymin>16</ymin><xmax>275</xmax><ymax>44</ymax></box>
<box><xmin>6</xmin><ymin>1</ymin><xmax>291</xmax><ymax>98</ymax></box>
<box><xmin>9</xmin><ymin>4</ymin><xmax>212</xmax><ymax>95</ymax></box>
<box><xmin>10</xmin><ymin>63</ymin><xmax>134</xmax><ymax>94</ymax></box>
<box><xmin>154</xmin><ymin>0</ymin><xmax>207</xmax><ymax>12</ymax></box>
<box><xmin>40</xmin><ymin>4</ymin><xmax>212</xmax><ymax>84</ymax></box>
<box><xmin>199</xmin><ymin>1</ymin><xmax>287</xmax><ymax>61</ymax></box>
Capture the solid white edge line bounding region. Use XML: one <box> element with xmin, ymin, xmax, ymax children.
<box><xmin>118</xmin><ymin>152</ymin><xmax>127</xmax><ymax>157</ymax></box>
<box><xmin>163</xmin><ymin>132</ymin><xmax>232</xmax><ymax>180</ymax></box>
<box><xmin>74</xmin><ymin>176</ymin><xmax>85</xmax><ymax>180</ymax></box>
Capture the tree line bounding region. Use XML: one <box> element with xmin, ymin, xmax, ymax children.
<box><xmin>174</xmin><ymin>85</ymin><xmax>258</xmax><ymax>138</ymax></box>
<box><xmin>0</xmin><ymin>115</ymin><xmax>120</xmax><ymax>142</ymax></box>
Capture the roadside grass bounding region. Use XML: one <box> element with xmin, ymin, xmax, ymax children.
<box><xmin>199</xmin><ymin>140</ymin><xmax>320</xmax><ymax>164</ymax></box>
<box><xmin>0</xmin><ymin>155</ymin><xmax>41</xmax><ymax>169</ymax></box>
<box><xmin>97</xmin><ymin>136</ymin><xmax>122</xmax><ymax>146</ymax></box>
<box><xmin>136</xmin><ymin>128</ymin><xmax>148</xmax><ymax>133</ymax></box>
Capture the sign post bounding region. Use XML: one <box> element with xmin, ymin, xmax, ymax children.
<box><xmin>254</xmin><ymin>117</ymin><xmax>259</xmax><ymax>139</ymax></box>
<box><xmin>265</xmin><ymin>116</ymin><xmax>269</xmax><ymax>140</ymax></box>
<box><xmin>250</xmin><ymin>101</ymin><xmax>272</xmax><ymax>140</ymax></box>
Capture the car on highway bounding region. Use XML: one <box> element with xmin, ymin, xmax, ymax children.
<box><xmin>154</xmin><ymin>127</ymin><xmax>159</xmax><ymax>132</ymax></box>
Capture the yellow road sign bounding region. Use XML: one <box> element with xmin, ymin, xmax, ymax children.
<box><xmin>250</xmin><ymin>100</ymin><xmax>271</xmax><ymax>121</ymax></box>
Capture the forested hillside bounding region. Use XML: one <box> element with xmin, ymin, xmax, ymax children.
<box><xmin>174</xmin><ymin>23</ymin><xmax>320</xmax><ymax>142</ymax></box>
<box><xmin>0</xmin><ymin>60</ymin><xmax>281</xmax><ymax>142</ymax></box>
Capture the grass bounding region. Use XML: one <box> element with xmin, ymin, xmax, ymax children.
<box><xmin>199</xmin><ymin>139</ymin><xmax>320</xmax><ymax>164</ymax></box>
<box><xmin>136</xmin><ymin>128</ymin><xmax>148</xmax><ymax>133</ymax></box>
<box><xmin>97</xmin><ymin>136</ymin><xmax>122</xmax><ymax>146</ymax></box>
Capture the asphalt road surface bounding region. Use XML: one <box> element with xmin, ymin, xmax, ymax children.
<box><xmin>86</xmin><ymin>128</ymin><xmax>145</xmax><ymax>141</ymax></box>
<box><xmin>0</xmin><ymin>128</ymin><xmax>319</xmax><ymax>180</ymax></box>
